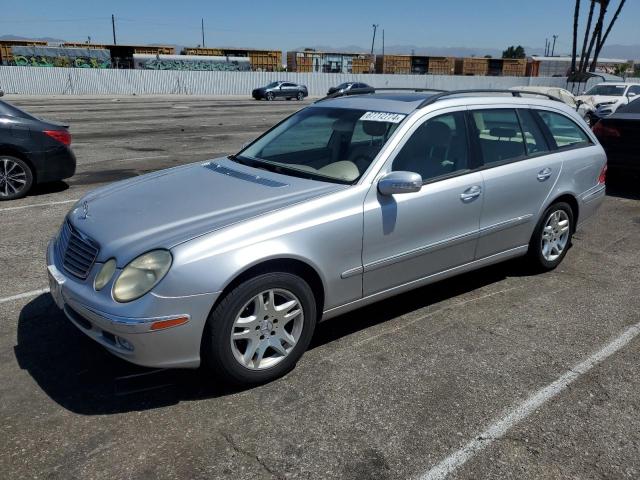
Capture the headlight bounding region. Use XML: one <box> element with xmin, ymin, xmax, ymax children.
<box><xmin>94</xmin><ymin>259</ymin><xmax>116</xmax><ymax>291</ymax></box>
<box><xmin>113</xmin><ymin>250</ymin><xmax>172</xmax><ymax>303</ymax></box>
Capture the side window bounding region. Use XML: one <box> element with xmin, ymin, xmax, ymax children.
<box><xmin>517</xmin><ymin>109</ymin><xmax>550</xmax><ymax>155</ymax></box>
<box><xmin>535</xmin><ymin>110</ymin><xmax>591</xmax><ymax>149</ymax></box>
<box><xmin>628</xmin><ymin>85</ymin><xmax>640</xmax><ymax>96</ymax></box>
<box><xmin>392</xmin><ymin>112</ymin><xmax>469</xmax><ymax>181</ymax></box>
<box><xmin>471</xmin><ymin>109</ymin><xmax>526</xmax><ymax>165</ymax></box>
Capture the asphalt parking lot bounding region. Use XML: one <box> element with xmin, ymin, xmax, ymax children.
<box><xmin>1</xmin><ymin>95</ymin><xmax>640</xmax><ymax>480</ymax></box>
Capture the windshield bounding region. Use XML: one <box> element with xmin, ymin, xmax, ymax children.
<box><xmin>235</xmin><ymin>107</ymin><xmax>405</xmax><ymax>184</ymax></box>
<box><xmin>585</xmin><ymin>85</ymin><xmax>626</xmax><ymax>96</ymax></box>
<box><xmin>265</xmin><ymin>82</ymin><xmax>280</xmax><ymax>88</ymax></box>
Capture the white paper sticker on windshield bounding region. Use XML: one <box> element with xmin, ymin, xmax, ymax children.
<box><xmin>360</xmin><ymin>111</ymin><xmax>406</xmax><ymax>123</ymax></box>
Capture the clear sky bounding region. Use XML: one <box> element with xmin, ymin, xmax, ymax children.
<box><xmin>2</xmin><ymin>0</ymin><xmax>638</xmax><ymax>52</ymax></box>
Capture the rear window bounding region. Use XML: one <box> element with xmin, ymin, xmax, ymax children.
<box><xmin>471</xmin><ymin>109</ymin><xmax>526</xmax><ymax>165</ymax></box>
<box><xmin>535</xmin><ymin>111</ymin><xmax>591</xmax><ymax>149</ymax></box>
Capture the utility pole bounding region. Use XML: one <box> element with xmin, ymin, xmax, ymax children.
<box><xmin>370</xmin><ymin>24</ymin><xmax>379</xmax><ymax>56</ymax></box>
<box><xmin>111</xmin><ymin>14</ymin><xmax>117</xmax><ymax>45</ymax></box>
<box><xmin>382</xmin><ymin>29</ymin><xmax>385</xmax><ymax>59</ymax></box>
<box><xmin>201</xmin><ymin>18</ymin><xmax>205</xmax><ymax>48</ymax></box>
<box><xmin>551</xmin><ymin>35</ymin><xmax>558</xmax><ymax>57</ymax></box>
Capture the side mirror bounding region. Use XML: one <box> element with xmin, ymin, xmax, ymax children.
<box><xmin>378</xmin><ymin>171</ymin><xmax>423</xmax><ymax>196</ymax></box>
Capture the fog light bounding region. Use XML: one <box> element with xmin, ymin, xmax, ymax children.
<box><xmin>116</xmin><ymin>336</ymin><xmax>134</xmax><ymax>351</ymax></box>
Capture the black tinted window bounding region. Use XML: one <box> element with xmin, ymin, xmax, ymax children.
<box><xmin>471</xmin><ymin>109</ymin><xmax>526</xmax><ymax>165</ymax></box>
<box><xmin>536</xmin><ymin>111</ymin><xmax>591</xmax><ymax>149</ymax></box>
<box><xmin>393</xmin><ymin>112</ymin><xmax>469</xmax><ymax>181</ymax></box>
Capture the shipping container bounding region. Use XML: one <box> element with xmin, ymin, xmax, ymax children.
<box><xmin>287</xmin><ymin>50</ymin><xmax>371</xmax><ymax>73</ymax></box>
<box><xmin>376</xmin><ymin>55</ymin><xmax>412</xmax><ymax>74</ymax></box>
<box><xmin>502</xmin><ymin>58</ymin><xmax>527</xmax><ymax>77</ymax></box>
<box><xmin>186</xmin><ymin>48</ymin><xmax>282</xmax><ymax>71</ymax></box>
<box><xmin>427</xmin><ymin>56</ymin><xmax>455</xmax><ymax>75</ymax></box>
<box><xmin>0</xmin><ymin>40</ymin><xmax>48</xmax><ymax>65</ymax></box>
<box><xmin>526</xmin><ymin>59</ymin><xmax>540</xmax><ymax>77</ymax></box>
<box><xmin>460</xmin><ymin>57</ymin><xmax>489</xmax><ymax>76</ymax></box>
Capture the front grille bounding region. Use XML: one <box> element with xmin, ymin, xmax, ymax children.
<box><xmin>57</xmin><ymin>220</ymin><xmax>99</xmax><ymax>279</ymax></box>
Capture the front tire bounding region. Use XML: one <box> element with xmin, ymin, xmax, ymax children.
<box><xmin>527</xmin><ymin>202</ymin><xmax>574</xmax><ymax>271</ymax></box>
<box><xmin>296</xmin><ymin>92</ymin><xmax>304</xmax><ymax>101</ymax></box>
<box><xmin>0</xmin><ymin>155</ymin><xmax>33</xmax><ymax>200</ymax></box>
<box><xmin>202</xmin><ymin>272</ymin><xmax>317</xmax><ymax>385</ymax></box>
<box><xmin>266</xmin><ymin>92</ymin><xmax>275</xmax><ymax>101</ymax></box>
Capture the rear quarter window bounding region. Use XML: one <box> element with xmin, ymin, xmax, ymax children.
<box><xmin>535</xmin><ymin>110</ymin><xmax>592</xmax><ymax>149</ymax></box>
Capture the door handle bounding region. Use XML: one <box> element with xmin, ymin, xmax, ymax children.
<box><xmin>460</xmin><ymin>185</ymin><xmax>482</xmax><ymax>202</ymax></box>
<box><xmin>537</xmin><ymin>168</ymin><xmax>552</xmax><ymax>181</ymax></box>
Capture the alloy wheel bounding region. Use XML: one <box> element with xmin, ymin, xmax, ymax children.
<box><xmin>0</xmin><ymin>158</ymin><xmax>28</xmax><ymax>198</ymax></box>
<box><xmin>540</xmin><ymin>210</ymin><xmax>570</xmax><ymax>262</ymax></box>
<box><xmin>230</xmin><ymin>288</ymin><xmax>304</xmax><ymax>370</ymax></box>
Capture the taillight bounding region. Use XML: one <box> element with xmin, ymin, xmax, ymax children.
<box><xmin>592</xmin><ymin>122</ymin><xmax>620</xmax><ymax>139</ymax></box>
<box><xmin>598</xmin><ymin>164</ymin><xmax>607</xmax><ymax>185</ymax></box>
<box><xmin>44</xmin><ymin>129</ymin><xmax>71</xmax><ymax>146</ymax></box>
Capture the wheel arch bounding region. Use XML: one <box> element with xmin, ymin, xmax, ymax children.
<box><xmin>211</xmin><ymin>256</ymin><xmax>326</xmax><ymax>321</ymax></box>
<box><xmin>548</xmin><ymin>193</ymin><xmax>580</xmax><ymax>231</ymax></box>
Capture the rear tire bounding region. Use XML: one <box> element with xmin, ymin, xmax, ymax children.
<box><xmin>527</xmin><ymin>202</ymin><xmax>574</xmax><ymax>271</ymax></box>
<box><xmin>0</xmin><ymin>155</ymin><xmax>33</xmax><ymax>201</ymax></box>
<box><xmin>202</xmin><ymin>272</ymin><xmax>317</xmax><ymax>385</ymax></box>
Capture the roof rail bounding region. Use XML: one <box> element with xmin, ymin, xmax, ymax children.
<box><xmin>314</xmin><ymin>87</ymin><xmax>447</xmax><ymax>103</ymax></box>
<box><xmin>416</xmin><ymin>89</ymin><xmax>563</xmax><ymax>108</ymax></box>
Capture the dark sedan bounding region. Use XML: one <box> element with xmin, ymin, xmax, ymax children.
<box><xmin>0</xmin><ymin>99</ymin><xmax>75</xmax><ymax>200</ymax></box>
<box><xmin>592</xmin><ymin>98</ymin><xmax>640</xmax><ymax>174</ymax></box>
<box><xmin>252</xmin><ymin>81</ymin><xmax>308</xmax><ymax>101</ymax></box>
<box><xmin>327</xmin><ymin>82</ymin><xmax>375</xmax><ymax>96</ymax></box>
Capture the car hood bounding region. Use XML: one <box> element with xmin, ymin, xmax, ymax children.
<box><xmin>69</xmin><ymin>157</ymin><xmax>346</xmax><ymax>264</ymax></box>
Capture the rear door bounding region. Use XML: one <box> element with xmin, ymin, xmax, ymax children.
<box><xmin>470</xmin><ymin>107</ymin><xmax>562</xmax><ymax>259</ymax></box>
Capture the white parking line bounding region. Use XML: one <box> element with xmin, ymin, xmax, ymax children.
<box><xmin>419</xmin><ymin>321</ymin><xmax>640</xmax><ymax>480</ymax></box>
<box><xmin>0</xmin><ymin>199</ymin><xmax>77</xmax><ymax>213</ymax></box>
<box><xmin>0</xmin><ymin>288</ymin><xmax>50</xmax><ymax>304</ymax></box>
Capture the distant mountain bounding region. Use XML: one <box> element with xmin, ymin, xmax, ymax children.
<box><xmin>0</xmin><ymin>34</ymin><xmax>66</xmax><ymax>43</ymax></box>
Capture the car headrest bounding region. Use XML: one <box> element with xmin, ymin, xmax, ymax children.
<box><xmin>490</xmin><ymin>127</ymin><xmax>518</xmax><ymax>139</ymax></box>
<box><xmin>332</xmin><ymin>118</ymin><xmax>355</xmax><ymax>133</ymax></box>
<box><xmin>424</xmin><ymin>121</ymin><xmax>452</xmax><ymax>146</ymax></box>
<box><xmin>362</xmin><ymin>120</ymin><xmax>387</xmax><ymax>137</ymax></box>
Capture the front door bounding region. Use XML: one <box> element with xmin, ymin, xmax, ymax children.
<box><xmin>362</xmin><ymin>110</ymin><xmax>484</xmax><ymax>296</ymax></box>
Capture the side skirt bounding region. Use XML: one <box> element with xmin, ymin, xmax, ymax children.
<box><xmin>321</xmin><ymin>245</ymin><xmax>528</xmax><ymax>321</ymax></box>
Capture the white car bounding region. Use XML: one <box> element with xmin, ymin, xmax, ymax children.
<box><xmin>577</xmin><ymin>83</ymin><xmax>640</xmax><ymax>119</ymax></box>
<box><xmin>510</xmin><ymin>86</ymin><xmax>595</xmax><ymax>125</ymax></box>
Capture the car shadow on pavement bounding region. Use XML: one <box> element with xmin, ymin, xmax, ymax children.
<box><xmin>15</xmin><ymin>259</ymin><xmax>527</xmax><ymax>415</ymax></box>
<box><xmin>14</xmin><ymin>294</ymin><xmax>244</xmax><ymax>415</ymax></box>
<box><xmin>28</xmin><ymin>180</ymin><xmax>70</xmax><ymax>197</ymax></box>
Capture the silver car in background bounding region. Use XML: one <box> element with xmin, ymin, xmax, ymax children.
<box><xmin>47</xmin><ymin>90</ymin><xmax>607</xmax><ymax>385</ymax></box>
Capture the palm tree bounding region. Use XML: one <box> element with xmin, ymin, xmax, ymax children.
<box><xmin>578</xmin><ymin>0</ymin><xmax>597</xmax><ymax>72</ymax></box>
<box><xmin>581</xmin><ymin>0</ymin><xmax>609</xmax><ymax>73</ymax></box>
<box><xmin>571</xmin><ymin>0</ymin><xmax>581</xmax><ymax>74</ymax></box>
<box><xmin>590</xmin><ymin>0</ymin><xmax>627</xmax><ymax>71</ymax></box>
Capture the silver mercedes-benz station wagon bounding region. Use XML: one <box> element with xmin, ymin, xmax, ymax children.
<box><xmin>47</xmin><ymin>90</ymin><xmax>607</xmax><ymax>385</ymax></box>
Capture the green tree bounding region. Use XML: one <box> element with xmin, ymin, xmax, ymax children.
<box><xmin>502</xmin><ymin>46</ymin><xmax>526</xmax><ymax>59</ymax></box>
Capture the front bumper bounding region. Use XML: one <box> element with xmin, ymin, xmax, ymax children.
<box><xmin>46</xmin><ymin>239</ymin><xmax>220</xmax><ymax>369</ymax></box>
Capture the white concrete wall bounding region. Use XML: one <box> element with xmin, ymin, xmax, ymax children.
<box><xmin>0</xmin><ymin>66</ymin><xmax>600</xmax><ymax>96</ymax></box>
